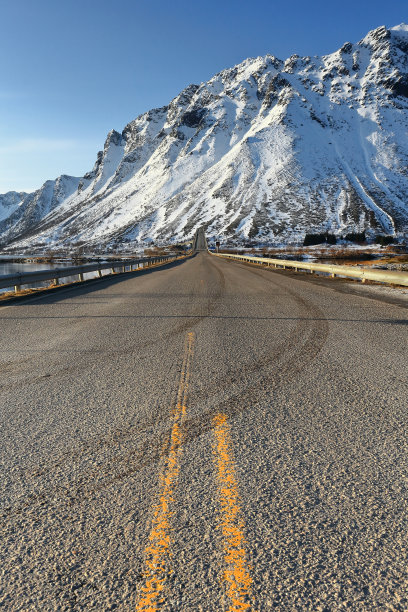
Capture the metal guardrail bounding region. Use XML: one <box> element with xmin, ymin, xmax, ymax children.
<box><xmin>210</xmin><ymin>252</ymin><xmax>408</xmax><ymax>287</ymax></box>
<box><xmin>0</xmin><ymin>253</ymin><xmax>186</xmax><ymax>294</ymax></box>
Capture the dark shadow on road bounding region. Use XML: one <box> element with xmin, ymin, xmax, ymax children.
<box><xmin>0</xmin><ymin>255</ymin><xmax>195</xmax><ymax>309</ymax></box>
<box><xmin>1</xmin><ymin>312</ymin><xmax>407</xmax><ymax>325</ymax></box>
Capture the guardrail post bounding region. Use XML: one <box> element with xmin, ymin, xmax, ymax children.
<box><xmin>111</xmin><ymin>267</ymin><xmax>115</xmax><ymax>274</ymax></box>
<box><xmin>212</xmin><ymin>250</ymin><xmax>408</xmax><ymax>287</ymax></box>
<box><xmin>14</xmin><ymin>284</ymin><xmax>21</xmax><ymax>293</ymax></box>
<box><xmin>122</xmin><ymin>265</ymin><xmax>125</xmax><ymax>273</ymax></box>
<box><xmin>97</xmin><ymin>270</ymin><xmax>102</xmax><ymax>278</ymax></box>
<box><xmin>78</xmin><ymin>273</ymin><xmax>84</xmax><ymax>282</ymax></box>
<box><xmin>53</xmin><ymin>277</ymin><xmax>59</xmax><ymax>286</ymax></box>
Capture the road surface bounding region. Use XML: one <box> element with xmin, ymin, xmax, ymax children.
<box><xmin>0</xmin><ymin>252</ymin><xmax>407</xmax><ymax>610</ymax></box>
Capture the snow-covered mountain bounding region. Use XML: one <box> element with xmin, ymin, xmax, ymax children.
<box><xmin>2</xmin><ymin>23</ymin><xmax>408</xmax><ymax>250</ymax></box>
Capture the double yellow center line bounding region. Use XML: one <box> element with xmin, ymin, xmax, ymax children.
<box><xmin>213</xmin><ymin>413</ymin><xmax>253</xmax><ymax>611</ymax></box>
<box><xmin>137</xmin><ymin>332</ymin><xmax>254</xmax><ymax>611</ymax></box>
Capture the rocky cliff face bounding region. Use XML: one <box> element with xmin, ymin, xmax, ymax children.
<box><xmin>2</xmin><ymin>24</ymin><xmax>408</xmax><ymax>250</ymax></box>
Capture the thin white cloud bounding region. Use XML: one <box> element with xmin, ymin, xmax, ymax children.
<box><xmin>0</xmin><ymin>138</ymin><xmax>78</xmax><ymax>154</ymax></box>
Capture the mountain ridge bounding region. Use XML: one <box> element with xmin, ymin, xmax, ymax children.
<box><xmin>1</xmin><ymin>23</ymin><xmax>408</xmax><ymax>250</ymax></box>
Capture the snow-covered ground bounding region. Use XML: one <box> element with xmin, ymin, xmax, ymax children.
<box><xmin>1</xmin><ymin>24</ymin><xmax>408</xmax><ymax>251</ymax></box>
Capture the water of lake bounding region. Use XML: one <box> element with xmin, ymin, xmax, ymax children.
<box><xmin>0</xmin><ymin>261</ymin><xmax>101</xmax><ymax>293</ymax></box>
<box><xmin>0</xmin><ymin>262</ymin><xmax>71</xmax><ymax>276</ymax></box>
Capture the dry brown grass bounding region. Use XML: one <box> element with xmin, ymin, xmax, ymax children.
<box><xmin>144</xmin><ymin>246</ymin><xmax>170</xmax><ymax>257</ymax></box>
<box><xmin>219</xmin><ymin>243</ymin><xmax>406</xmax><ymax>263</ymax></box>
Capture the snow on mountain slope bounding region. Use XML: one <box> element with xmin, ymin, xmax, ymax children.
<box><xmin>1</xmin><ymin>24</ymin><xmax>408</xmax><ymax>250</ymax></box>
<box><xmin>0</xmin><ymin>192</ymin><xmax>26</xmax><ymax>223</ymax></box>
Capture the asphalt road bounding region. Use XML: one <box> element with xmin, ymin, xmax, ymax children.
<box><xmin>0</xmin><ymin>252</ymin><xmax>407</xmax><ymax>610</ymax></box>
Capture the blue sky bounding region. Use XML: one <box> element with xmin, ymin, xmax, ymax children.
<box><xmin>0</xmin><ymin>0</ymin><xmax>407</xmax><ymax>193</ymax></box>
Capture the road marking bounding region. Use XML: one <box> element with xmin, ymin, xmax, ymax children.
<box><xmin>136</xmin><ymin>332</ymin><xmax>195</xmax><ymax>611</ymax></box>
<box><xmin>213</xmin><ymin>413</ymin><xmax>254</xmax><ymax>612</ymax></box>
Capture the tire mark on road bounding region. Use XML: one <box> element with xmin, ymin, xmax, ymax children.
<box><xmin>136</xmin><ymin>331</ymin><xmax>195</xmax><ymax>611</ymax></box>
<box><xmin>0</xmin><ymin>261</ymin><xmax>225</xmax><ymax>393</ymax></box>
<box><xmin>0</xmin><ymin>261</ymin><xmax>327</xmax><ymax>526</ymax></box>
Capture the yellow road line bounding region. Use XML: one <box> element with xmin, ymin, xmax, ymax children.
<box><xmin>213</xmin><ymin>413</ymin><xmax>254</xmax><ymax>612</ymax></box>
<box><xmin>136</xmin><ymin>332</ymin><xmax>195</xmax><ymax>611</ymax></box>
